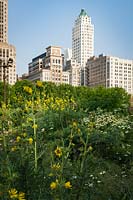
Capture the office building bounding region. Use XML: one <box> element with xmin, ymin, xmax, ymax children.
<box><xmin>0</xmin><ymin>0</ymin><xmax>8</xmax><ymax>43</ymax></box>
<box><xmin>0</xmin><ymin>0</ymin><xmax>16</xmax><ymax>85</ymax></box>
<box><xmin>27</xmin><ymin>46</ymin><xmax>69</xmax><ymax>84</ymax></box>
<box><xmin>65</xmin><ymin>59</ymin><xmax>81</xmax><ymax>86</ymax></box>
<box><xmin>72</xmin><ymin>9</ymin><xmax>94</xmax><ymax>85</ymax></box>
<box><xmin>64</xmin><ymin>48</ymin><xmax>72</xmax><ymax>66</ymax></box>
<box><xmin>86</xmin><ymin>54</ymin><xmax>133</xmax><ymax>94</ymax></box>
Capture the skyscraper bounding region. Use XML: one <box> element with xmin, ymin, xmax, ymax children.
<box><xmin>0</xmin><ymin>0</ymin><xmax>16</xmax><ymax>85</ymax></box>
<box><xmin>72</xmin><ymin>9</ymin><xmax>94</xmax><ymax>85</ymax></box>
<box><xmin>0</xmin><ymin>0</ymin><xmax>8</xmax><ymax>43</ymax></box>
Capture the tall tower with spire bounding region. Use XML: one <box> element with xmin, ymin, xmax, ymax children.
<box><xmin>0</xmin><ymin>0</ymin><xmax>16</xmax><ymax>85</ymax></box>
<box><xmin>72</xmin><ymin>9</ymin><xmax>94</xmax><ymax>85</ymax></box>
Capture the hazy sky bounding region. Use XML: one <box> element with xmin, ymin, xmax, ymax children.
<box><xmin>8</xmin><ymin>0</ymin><xmax>133</xmax><ymax>76</ymax></box>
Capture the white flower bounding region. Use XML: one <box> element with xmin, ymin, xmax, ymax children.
<box><xmin>89</xmin><ymin>183</ymin><xmax>93</xmax><ymax>187</ymax></box>
<box><xmin>97</xmin><ymin>180</ymin><xmax>101</xmax><ymax>183</ymax></box>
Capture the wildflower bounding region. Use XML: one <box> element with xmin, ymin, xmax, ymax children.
<box><xmin>97</xmin><ymin>180</ymin><xmax>101</xmax><ymax>183</ymax></box>
<box><xmin>16</xmin><ymin>136</ymin><xmax>21</xmax><ymax>142</ymax></box>
<box><xmin>77</xmin><ymin>128</ymin><xmax>81</xmax><ymax>134</ymax></box>
<box><xmin>28</xmin><ymin>138</ymin><xmax>33</xmax><ymax>145</ymax></box>
<box><xmin>36</xmin><ymin>80</ymin><xmax>43</xmax><ymax>87</ymax></box>
<box><xmin>27</xmin><ymin>100</ymin><xmax>32</xmax><ymax>107</ymax></box>
<box><xmin>72</xmin><ymin>121</ymin><xmax>77</xmax><ymax>128</ymax></box>
<box><xmin>70</xmin><ymin>98</ymin><xmax>75</xmax><ymax>103</ymax></box>
<box><xmin>64</xmin><ymin>181</ymin><xmax>72</xmax><ymax>189</ymax></box>
<box><xmin>9</xmin><ymin>188</ymin><xmax>18</xmax><ymax>199</ymax></box>
<box><xmin>23</xmin><ymin>86</ymin><xmax>27</xmax><ymax>91</ymax></box>
<box><xmin>27</xmin><ymin>117</ymin><xmax>33</xmax><ymax>122</ymax></box>
<box><xmin>23</xmin><ymin>86</ymin><xmax>32</xmax><ymax>95</ymax></box>
<box><xmin>99</xmin><ymin>171</ymin><xmax>106</xmax><ymax>175</ymax></box>
<box><xmin>24</xmin><ymin>106</ymin><xmax>28</xmax><ymax>112</ymax></box>
<box><xmin>50</xmin><ymin>182</ymin><xmax>57</xmax><ymax>190</ymax></box>
<box><xmin>48</xmin><ymin>173</ymin><xmax>54</xmax><ymax>177</ymax></box>
<box><xmin>52</xmin><ymin>163</ymin><xmax>61</xmax><ymax>170</ymax></box>
<box><xmin>88</xmin><ymin>146</ymin><xmax>93</xmax><ymax>152</ymax></box>
<box><xmin>23</xmin><ymin>133</ymin><xmax>27</xmax><ymax>137</ymax></box>
<box><xmin>89</xmin><ymin>122</ymin><xmax>95</xmax><ymax>129</ymax></box>
<box><xmin>32</xmin><ymin>124</ymin><xmax>38</xmax><ymax>129</ymax></box>
<box><xmin>88</xmin><ymin>183</ymin><xmax>93</xmax><ymax>187</ymax></box>
<box><xmin>54</xmin><ymin>147</ymin><xmax>62</xmax><ymax>158</ymax></box>
<box><xmin>18</xmin><ymin>192</ymin><xmax>26</xmax><ymax>200</ymax></box>
<box><xmin>11</xmin><ymin>146</ymin><xmax>17</xmax><ymax>152</ymax></box>
<box><xmin>28</xmin><ymin>87</ymin><xmax>32</xmax><ymax>94</ymax></box>
<box><xmin>34</xmin><ymin>100</ymin><xmax>40</xmax><ymax>105</ymax></box>
<box><xmin>55</xmin><ymin>179</ymin><xmax>59</xmax><ymax>184</ymax></box>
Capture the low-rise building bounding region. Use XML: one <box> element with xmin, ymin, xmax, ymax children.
<box><xmin>0</xmin><ymin>42</ymin><xmax>16</xmax><ymax>85</ymax></box>
<box><xmin>86</xmin><ymin>54</ymin><xmax>133</xmax><ymax>94</ymax></box>
<box><xmin>27</xmin><ymin>46</ymin><xmax>69</xmax><ymax>85</ymax></box>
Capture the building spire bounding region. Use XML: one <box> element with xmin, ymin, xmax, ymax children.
<box><xmin>79</xmin><ymin>9</ymin><xmax>88</xmax><ymax>17</ymax></box>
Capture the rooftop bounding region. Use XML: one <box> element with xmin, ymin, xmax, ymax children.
<box><xmin>32</xmin><ymin>52</ymin><xmax>46</xmax><ymax>62</ymax></box>
<box><xmin>79</xmin><ymin>9</ymin><xmax>88</xmax><ymax>17</ymax></box>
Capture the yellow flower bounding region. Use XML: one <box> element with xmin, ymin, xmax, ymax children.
<box><xmin>50</xmin><ymin>182</ymin><xmax>57</xmax><ymax>190</ymax></box>
<box><xmin>28</xmin><ymin>88</ymin><xmax>32</xmax><ymax>94</ymax></box>
<box><xmin>64</xmin><ymin>181</ymin><xmax>72</xmax><ymax>189</ymax></box>
<box><xmin>16</xmin><ymin>136</ymin><xmax>21</xmax><ymax>142</ymax></box>
<box><xmin>9</xmin><ymin>188</ymin><xmax>18</xmax><ymax>199</ymax></box>
<box><xmin>11</xmin><ymin>146</ymin><xmax>17</xmax><ymax>152</ymax></box>
<box><xmin>23</xmin><ymin>86</ymin><xmax>27</xmax><ymax>91</ymax></box>
<box><xmin>18</xmin><ymin>192</ymin><xmax>26</xmax><ymax>200</ymax></box>
<box><xmin>23</xmin><ymin>86</ymin><xmax>32</xmax><ymax>95</ymax></box>
<box><xmin>32</xmin><ymin>124</ymin><xmax>38</xmax><ymax>129</ymax></box>
<box><xmin>27</xmin><ymin>117</ymin><xmax>33</xmax><ymax>122</ymax></box>
<box><xmin>72</xmin><ymin>121</ymin><xmax>77</xmax><ymax>128</ymax></box>
<box><xmin>48</xmin><ymin>173</ymin><xmax>54</xmax><ymax>177</ymax></box>
<box><xmin>77</xmin><ymin>128</ymin><xmax>81</xmax><ymax>133</ymax></box>
<box><xmin>28</xmin><ymin>138</ymin><xmax>33</xmax><ymax>145</ymax></box>
<box><xmin>88</xmin><ymin>146</ymin><xmax>93</xmax><ymax>151</ymax></box>
<box><xmin>23</xmin><ymin>133</ymin><xmax>27</xmax><ymax>137</ymax></box>
<box><xmin>24</xmin><ymin>106</ymin><xmax>28</xmax><ymax>112</ymax></box>
<box><xmin>52</xmin><ymin>163</ymin><xmax>61</xmax><ymax>170</ymax></box>
<box><xmin>27</xmin><ymin>100</ymin><xmax>32</xmax><ymax>107</ymax></box>
<box><xmin>36</xmin><ymin>80</ymin><xmax>43</xmax><ymax>87</ymax></box>
<box><xmin>54</xmin><ymin>147</ymin><xmax>62</xmax><ymax>158</ymax></box>
<box><xmin>55</xmin><ymin>179</ymin><xmax>59</xmax><ymax>184</ymax></box>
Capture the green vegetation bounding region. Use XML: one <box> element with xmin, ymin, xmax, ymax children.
<box><xmin>0</xmin><ymin>80</ymin><xmax>132</xmax><ymax>200</ymax></box>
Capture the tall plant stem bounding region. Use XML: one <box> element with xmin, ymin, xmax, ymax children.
<box><xmin>33</xmin><ymin>117</ymin><xmax>37</xmax><ymax>172</ymax></box>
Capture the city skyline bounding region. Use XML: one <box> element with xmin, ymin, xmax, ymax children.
<box><xmin>8</xmin><ymin>0</ymin><xmax>133</xmax><ymax>76</ymax></box>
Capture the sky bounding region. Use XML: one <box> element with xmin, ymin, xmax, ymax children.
<box><xmin>8</xmin><ymin>0</ymin><xmax>133</xmax><ymax>76</ymax></box>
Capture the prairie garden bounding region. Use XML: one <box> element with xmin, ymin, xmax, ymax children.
<box><xmin>0</xmin><ymin>80</ymin><xmax>132</xmax><ymax>200</ymax></box>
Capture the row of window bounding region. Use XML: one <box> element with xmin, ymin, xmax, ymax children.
<box><xmin>53</xmin><ymin>59</ymin><xmax>61</xmax><ymax>64</ymax></box>
<box><xmin>111</xmin><ymin>62</ymin><xmax>132</xmax><ymax>66</ymax></box>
